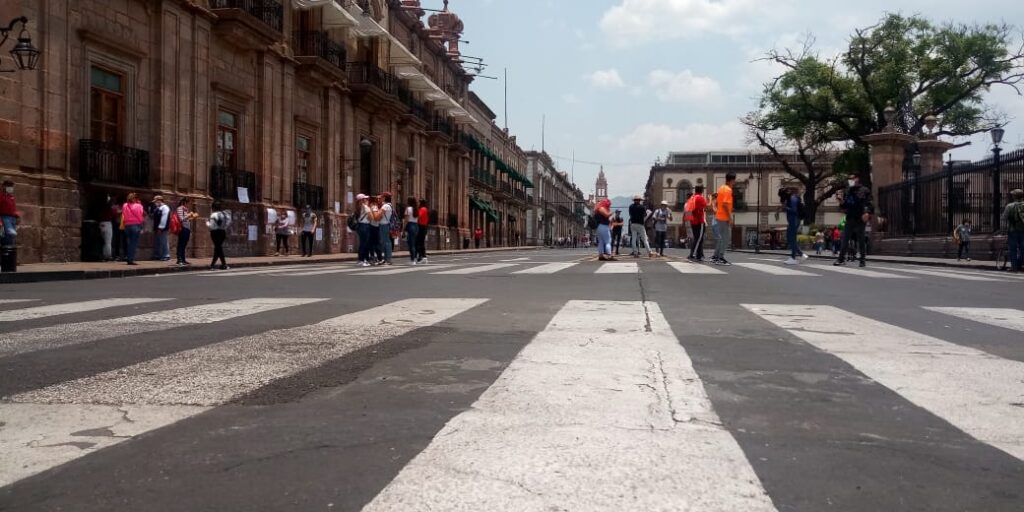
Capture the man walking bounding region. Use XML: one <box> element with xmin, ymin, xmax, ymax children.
<box><xmin>653</xmin><ymin>201</ymin><xmax>672</xmax><ymax>256</ymax></box>
<box><xmin>782</xmin><ymin>186</ymin><xmax>809</xmax><ymax>265</ymax></box>
<box><xmin>611</xmin><ymin>210</ymin><xmax>624</xmax><ymax>255</ymax></box>
<box><xmin>834</xmin><ymin>174</ymin><xmax>874</xmax><ymax>268</ymax></box>
<box><xmin>151</xmin><ymin>195</ymin><xmax>171</xmax><ymax>261</ymax></box>
<box><xmin>628</xmin><ymin>195</ymin><xmax>653</xmax><ymax>258</ymax></box>
<box><xmin>687</xmin><ymin>185</ymin><xmax>708</xmax><ymax>261</ymax></box>
<box><xmin>954</xmin><ymin>219</ymin><xmax>972</xmax><ymax>261</ymax></box>
<box><xmin>712</xmin><ymin>173</ymin><xmax>736</xmax><ymax>265</ymax></box>
<box><xmin>1002</xmin><ymin>188</ymin><xmax>1024</xmax><ymax>273</ymax></box>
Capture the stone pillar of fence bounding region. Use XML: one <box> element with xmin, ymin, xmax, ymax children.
<box><xmin>918</xmin><ymin>139</ymin><xmax>956</xmax><ymax>175</ymax></box>
<box><xmin>863</xmin><ymin>131</ymin><xmax>914</xmax><ymax>199</ymax></box>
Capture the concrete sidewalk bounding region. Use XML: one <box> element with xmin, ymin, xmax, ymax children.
<box><xmin>0</xmin><ymin>246</ymin><xmax>543</xmax><ymax>284</ymax></box>
<box><xmin>732</xmin><ymin>248</ymin><xmax>1008</xmax><ymax>272</ymax></box>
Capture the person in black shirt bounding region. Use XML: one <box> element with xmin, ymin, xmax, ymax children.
<box><xmin>834</xmin><ymin>174</ymin><xmax>874</xmax><ymax>267</ymax></box>
<box><xmin>611</xmin><ymin>210</ymin><xmax>624</xmax><ymax>255</ymax></box>
<box><xmin>628</xmin><ymin>195</ymin><xmax>653</xmax><ymax>258</ymax></box>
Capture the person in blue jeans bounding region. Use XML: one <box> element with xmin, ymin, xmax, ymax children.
<box><xmin>594</xmin><ymin>198</ymin><xmax>615</xmax><ymax>261</ymax></box>
<box><xmin>403</xmin><ymin>196</ymin><xmax>420</xmax><ymax>264</ymax></box>
<box><xmin>781</xmin><ymin>187</ymin><xmax>807</xmax><ymax>265</ymax></box>
<box><xmin>1002</xmin><ymin>189</ymin><xmax>1024</xmax><ymax>273</ymax></box>
<box><xmin>354</xmin><ymin>194</ymin><xmax>376</xmax><ymax>267</ymax></box>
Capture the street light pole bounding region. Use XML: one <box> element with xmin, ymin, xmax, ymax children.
<box><xmin>991</xmin><ymin>127</ymin><xmax>1004</xmax><ymax>232</ymax></box>
<box><xmin>749</xmin><ymin>162</ymin><xmax>764</xmax><ymax>254</ymax></box>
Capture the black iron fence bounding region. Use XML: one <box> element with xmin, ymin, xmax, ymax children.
<box><xmin>79</xmin><ymin>139</ymin><xmax>150</xmax><ymax>188</ymax></box>
<box><xmin>210</xmin><ymin>166</ymin><xmax>261</xmax><ymax>203</ymax></box>
<box><xmin>293</xmin><ymin>30</ymin><xmax>346</xmax><ymax>70</ymax></box>
<box><xmin>429</xmin><ymin>115</ymin><xmax>453</xmax><ymax>137</ymax></box>
<box><xmin>879</xmin><ymin>148</ymin><xmax>1024</xmax><ymax>237</ymax></box>
<box><xmin>293</xmin><ymin>182</ymin><xmax>325</xmax><ymax>211</ymax></box>
<box><xmin>348</xmin><ymin>62</ymin><xmax>397</xmax><ymax>96</ymax></box>
<box><xmin>397</xmin><ymin>86</ymin><xmax>429</xmax><ymax>122</ymax></box>
<box><xmin>209</xmin><ymin>0</ymin><xmax>283</xmax><ymax>32</ymax></box>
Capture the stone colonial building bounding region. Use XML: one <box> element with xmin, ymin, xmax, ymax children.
<box><xmin>524</xmin><ymin>150</ymin><xmax>585</xmax><ymax>246</ymax></box>
<box><xmin>645</xmin><ymin>151</ymin><xmax>843</xmax><ymax>248</ymax></box>
<box><xmin>0</xmin><ymin>0</ymin><xmax>533</xmax><ymax>263</ymax></box>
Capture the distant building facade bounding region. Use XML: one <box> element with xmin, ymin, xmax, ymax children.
<box><xmin>645</xmin><ymin>151</ymin><xmax>843</xmax><ymax>248</ymax></box>
<box><xmin>525</xmin><ymin>151</ymin><xmax>585</xmax><ymax>245</ymax></box>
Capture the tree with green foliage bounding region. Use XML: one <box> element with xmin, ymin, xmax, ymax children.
<box><xmin>744</xmin><ymin>13</ymin><xmax>1024</xmax><ymax>223</ymax></box>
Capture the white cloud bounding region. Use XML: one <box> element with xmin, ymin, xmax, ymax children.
<box><xmin>599</xmin><ymin>0</ymin><xmax>778</xmax><ymax>48</ymax></box>
<box><xmin>648</xmin><ymin>69</ymin><xmax>722</xmax><ymax>103</ymax></box>
<box><xmin>585</xmin><ymin>69</ymin><xmax>626</xmax><ymax>90</ymax></box>
<box><xmin>617</xmin><ymin>121</ymin><xmax>751</xmax><ymax>152</ymax></box>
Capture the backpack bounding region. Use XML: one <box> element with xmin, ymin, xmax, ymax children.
<box><xmin>644</xmin><ymin>211</ymin><xmax>656</xmax><ymax>229</ymax></box>
<box><xmin>386</xmin><ymin>204</ymin><xmax>401</xmax><ymax>237</ymax></box>
<box><xmin>346</xmin><ymin>212</ymin><xmax>358</xmax><ymax>231</ymax></box>
<box><xmin>683</xmin><ymin>197</ymin><xmax>695</xmax><ymax>222</ymax></box>
<box><xmin>1009</xmin><ymin>202</ymin><xmax>1024</xmax><ymax>231</ymax></box>
<box><xmin>206</xmin><ymin>211</ymin><xmax>226</xmax><ymax>231</ymax></box>
<box><xmin>169</xmin><ymin>209</ymin><xmax>182</xmax><ymax>235</ymax></box>
<box><xmin>151</xmin><ymin>205</ymin><xmax>164</xmax><ymax>228</ymax></box>
<box><xmin>586</xmin><ymin>215</ymin><xmax>598</xmax><ymax>230</ymax></box>
<box><xmin>796</xmin><ymin>197</ymin><xmax>807</xmax><ymax>221</ymax></box>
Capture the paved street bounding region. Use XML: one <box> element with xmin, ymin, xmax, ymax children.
<box><xmin>0</xmin><ymin>249</ymin><xmax>1022</xmax><ymax>511</ymax></box>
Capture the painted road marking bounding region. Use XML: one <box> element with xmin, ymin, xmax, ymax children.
<box><xmin>357</xmin><ymin>264</ymin><xmax>455</xmax><ymax>276</ymax></box>
<box><xmin>203</xmin><ymin>264</ymin><xmax>339</xmax><ymax>277</ymax></box>
<box><xmin>363</xmin><ymin>300</ymin><xmax>777</xmax><ymax>511</ymax></box>
<box><xmin>432</xmin><ymin>263</ymin><xmax>518</xmax><ymax>275</ymax></box>
<box><xmin>2</xmin><ymin>298</ymin><xmax>487</xmax><ymax>487</ymax></box>
<box><xmin>0</xmin><ymin>298</ymin><xmax>326</xmax><ymax>358</ymax></box>
<box><xmin>803</xmin><ymin>264</ymin><xmax>913</xmax><ymax>279</ymax></box>
<box><xmin>0</xmin><ymin>299</ymin><xmax>169</xmax><ymax>323</ymax></box>
<box><xmin>0</xmin><ymin>300</ymin><xmax>37</xmax><ymax>305</ymax></box>
<box><xmin>500</xmin><ymin>257</ymin><xmax>532</xmax><ymax>262</ymax></box>
<box><xmin>512</xmin><ymin>262</ymin><xmax>578</xmax><ymax>274</ymax></box>
<box><xmin>733</xmin><ymin>262</ymin><xmax>819</xmax><ymax>276</ymax></box>
<box><xmin>595</xmin><ymin>262</ymin><xmax>639</xmax><ymax>274</ymax></box>
<box><xmin>666</xmin><ymin>262</ymin><xmax>726</xmax><ymax>275</ymax></box>
<box><xmin>285</xmin><ymin>266</ymin><xmax>376</xmax><ymax>277</ymax></box>
<box><xmin>744</xmin><ymin>304</ymin><xmax>1024</xmax><ymax>461</ymax></box>
<box><xmin>873</xmin><ymin>266</ymin><xmax>999</xmax><ymax>281</ymax></box>
<box><xmin>924</xmin><ymin>307</ymin><xmax>1024</xmax><ymax>332</ymax></box>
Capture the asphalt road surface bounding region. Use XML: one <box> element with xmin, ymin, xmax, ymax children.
<box><xmin>0</xmin><ymin>249</ymin><xmax>1022</xmax><ymax>511</ymax></box>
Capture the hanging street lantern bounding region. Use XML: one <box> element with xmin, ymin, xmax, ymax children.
<box><xmin>1</xmin><ymin>16</ymin><xmax>40</xmax><ymax>72</ymax></box>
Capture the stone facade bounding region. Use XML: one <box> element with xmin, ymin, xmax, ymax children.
<box><xmin>524</xmin><ymin>150</ymin><xmax>585</xmax><ymax>245</ymax></box>
<box><xmin>645</xmin><ymin>151</ymin><xmax>843</xmax><ymax>248</ymax></box>
<box><xmin>0</xmin><ymin>0</ymin><xmax>532</xmax><ymax>263</ymax></box>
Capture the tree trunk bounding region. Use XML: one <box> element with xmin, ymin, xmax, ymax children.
<box><xmin>803</xmin><ymin>187</ymin><xmax>818</xmax><ymax>226</ymax></box>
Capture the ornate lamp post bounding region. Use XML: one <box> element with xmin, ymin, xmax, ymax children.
<box><xmin>991</xmin><ymin>127</ymin><xmax>1004</xmax><ymax>231</ymax></box>
<box><xmin>1</xmin><ymin>17</ymin><xmax>40</xmax><ymax>72</ymax></box>
<box><xmin>748</xmin><ymin>160</ymin><xmax>765</xmax><ymax>253</ymax></box>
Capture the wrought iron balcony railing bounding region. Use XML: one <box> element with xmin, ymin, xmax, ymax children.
<box><xmin>293</xmin><ymin>30</ymin><xmax>346</xmax><ymax>71</ymax></box>
<box><xmin>210</xmin><ymin>0</ymin><xmax>283</xmax><ymax>32</ymax></box>
<box><xmin>348</xmin><ymin>62</ymin><xmax>398</xmax><ymax>96</ymax></box>
<box><xmin>429</xmin><ymin>115</ymin><xmax>453</xmax><ymax>137</ymax></box>
<box><xmin>293</xmin><ymin>182</ymin><xmax>325</xmax><ymax>211</ymax></box>
<box><xmin>398</xmin><ymin>86</ymin><xmax>430</xmax><ymax>122</ymax></box>
<box><xmin>79</xmin><ymin>139</ymin><xmax>150</xmax><ymax>188</ymax></box>
<box><xmin>471</xmin><ymin>168</ymin><xmax>496</xmax><ymax>188</ymax></box>
<box><xmin>210</xmin><ymin>165</ymin><xmax>261</xmax><ymax>202</ymax></box>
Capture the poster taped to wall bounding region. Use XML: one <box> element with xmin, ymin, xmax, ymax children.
<box><xmin>315</xmin><ymin>228</ymin><xmax>323</xmax><ymax>241</ymax></box>
<box><xmin>247</xmin><ymin>225</ymin><xmax>258</xmax><ymax>241</ymax></box>
<box><xmin>237</xmin><ymin>187</ymin><xmax>250</xmax><ymax>204</ymax></box>
<box><xmin>267</xmin><ymin>208</ymin><xmax>278</xmax><ymax>225</ymax></box>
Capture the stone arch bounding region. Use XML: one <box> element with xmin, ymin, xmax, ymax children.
<box><xmin>676</xmin><ymin>179</ymin><xmax>693</xmax><ymax>209</ymax></box>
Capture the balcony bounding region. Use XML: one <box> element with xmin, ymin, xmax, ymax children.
<box><xmin>397</xmin><ymin>86</ymin><xmax>430</xmax><ymax>126</ymax></box>
<box><xmin>293</xmin><ymin>182</ymin><xmax>325</xmax><ymax>211</ymax></box>
<box><xmin>513</xmin><ymin>189</ymin><xmax>528</xmax><ymax>203</ymax></box>
<box><xmin>210</xmin><ymin>166</ymin><xmax>261</xmax><ymax>203</ymax></box>
<box><xmin>349</xmin><ymin>62</ymin><xmax>401</xmax><ymax>109</ymax></box>
<box><xmin>427</xmin><ymin>115</ymin><xmax>453</xmax><ymax>141</ymax></box>
<box><xmin>210</xmin><ymin>0</ymin><xmax>283</xmax><ymax>50</ymax></box>
<box><xmin>79</xmin><ymin>139</ymin><xmax>150</xmax><ymax>188</ymax></box>
<box><xmin>471</xmin><ymin>168</ymin><xmax>497</xmax><ymax>189</ymax></box>
<box><xmin>293</xmin><ymin>30</ymin><xmax>346</xmax><ymax>82</ymax></box>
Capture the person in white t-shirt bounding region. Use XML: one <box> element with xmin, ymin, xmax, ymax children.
<box><xmin>378</xmin><ymin>192</ymin><xmax>395</xmax><ymax>265</ymax></box>
<box><xmin>403</xmin><ymin>196</ymin><xmax>419</xmax><ymax>264</ymax></box>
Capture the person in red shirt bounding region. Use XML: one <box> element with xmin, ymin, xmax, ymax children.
<box><xmin>473</xmin><ymin>227</ymin><xmax>483</xmax><ymax>248</ymax></box>
<box><xmin>687</xmin><ymin>185</ymin><xmax>708</xmax><ymax>261</ymax></box>
<box><xmin>416</xmin><ymin>199</ymin><xmax>430</xmax><ymax>264</ymax></box>
<box><xmin>0</xmin><ymin>180</ymin><xmax>19</xmax><ymax>248</ymax></box>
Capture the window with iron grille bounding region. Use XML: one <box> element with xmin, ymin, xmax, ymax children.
<box><xmin>90</xmin><ymin>66</ymin><xmax>125</xmax><ymax>144</ymax></box>
<box><xmin>296</xmin><ymin>135</ymin><xmax>311</xmax><ymax>184</ymax></box>
<box><xmin>216</xmin><ymin>110</ymin><xmax>239</xmax><ymax>168</ymax></box>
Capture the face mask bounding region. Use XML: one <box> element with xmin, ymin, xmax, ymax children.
<box><xmin>848</xmin><ymin>180</ymin><xmax>856</xmax><ymax>187</ymax></box>
<box><xmin>4</xmin><ymin>187</ymin><xmax>12</xmax><ymax>194</ymax></box>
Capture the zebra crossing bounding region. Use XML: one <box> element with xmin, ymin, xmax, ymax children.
<box><xmin>178</xmin><ymin>257</ymin><xmax>1020</xmax><ymax>282</ymax></box>
<box><xmin>1</xmin><ymin>295</ymin><xmax>1021</xmax><ymax>503</ymax></box>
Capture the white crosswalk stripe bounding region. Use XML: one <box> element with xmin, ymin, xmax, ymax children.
<box><xmin>512</xmin><ymin>262</ymin><xmax>578</xmax><ymax>274</ymax></box>
<box><xmin>203</xmin><ymin>264</ymin><xmax>339</xmax><ymax>277</ymax></box>
<box><xmin>924</xmin><ymin>307</ymin><xmax>1024</xmax><ymax>332</ymax></box>
<box><xmin>0</xmin><ymin>298</ymin><xmax>326</xmax><ymax>358</ymax></box>
<box><xmin>733</xmin><ymin>262</ymin><xmax>819</xmax><ymax>276</ymax></box>
<box><xmin>362</xmin><ymin>264</ymin><xmax>455</xmax><ymax>275</ymax></box>
<box><xmin>431</xmin><ymin>263</ymin><xmax>518</xmax><ymax>275</ymax></box>
<box><xmin>0</xmin><ymin>298</ymin><xmax>170</xmax><ymax>322</ymax></box>
<box><xmin>666</xmin><ymin>261</ymin><xmax>726</xmax><ymax>274</ymax></box>
<box><xmin>363</xmin><ymin>300</ymin><xmax>776</xmax><ymax>511</ymax></box>
<box><xmin>0</xmin><ymin>298</ymin><xmax>488</xmax><ymax>486</ymax></box>
<box><xmin>873</xmin><ymin>266</ymin><xmax>999</xmax><ymax>281</ymax></box>
<box><xmin>744</xmin><ymin>304</ymin><xmax>1024</xmax><ymax>461</ymax></box>
<box><xmin>802</xmin><ymin>263</ymin><xmax>913</xmax><ymax>279</ymax></box>
<box><xmin>0</xmin><ymin>300</ymin><xmax>36</xmax><ymax>305</ymax></box>
<box><xmin>595</xmin><ymin>262</ymin><xmax>639</xmax><ymax>274</ymax></box>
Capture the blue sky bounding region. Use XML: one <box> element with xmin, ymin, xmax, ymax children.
<box><xmin>444</xmin><ymin>0</ymin><xmax>1024</xmax><ymax>198</ymax></box>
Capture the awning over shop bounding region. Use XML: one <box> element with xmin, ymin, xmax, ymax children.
<box><xmin>292</xmin><ymin>0</ymin><xmax>360</xmax><ymax>27</ymax></box>
<box><xmin>395</xmin><ymin>65</ymin><xmax>474</xmax><ymax>120</ymax></box>
<box><xmin>385</xmin><ymin>32</ymin><xmax>421</xmax><ymax>66</ymax></box>
<box><xmin>470</xmin><ymin>196</ymin><xmax>499</xmax><ymax>222</ymax></box>
<box><xmin>345</xmin><ymin>1</ymin><xmax>387</xmax><ymax>37</ymax></box>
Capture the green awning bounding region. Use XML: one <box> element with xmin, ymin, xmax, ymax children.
<box><xmin>470</xmin><ymin>196</ymin><xmax>499</xmax><ymax>222</ymax></box>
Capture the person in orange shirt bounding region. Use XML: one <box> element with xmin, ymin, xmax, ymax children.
<box><xmin>712</xmin><ymin>172</ymin><xmax>736</xmax><ymax>265</ymax></box>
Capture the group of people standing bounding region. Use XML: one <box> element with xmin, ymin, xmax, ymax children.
<box><xmin>104</xmin><ymin>194</ymin><xmax>205</xmax><ymax>267</ymax></box>
<box><xmin>353</xmin><ymin>193</ymin><xmax>431</xmax><ymax>267</ymax></box>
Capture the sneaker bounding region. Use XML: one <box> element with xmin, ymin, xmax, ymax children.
<box><xmin>718</xmin><ymin>258</ymin><xmax>732</xmax><ymax>266</ymax></box>
<box><xmin>221</xmin><ymin>265</ymin><xmax>230</xmax><ymax>270</ymax></box>
<box><xmin>801</xmin><ymin>253</ymin><xmax>809</xmax><ymax>260</ymax></box>
<box><xmin>421</xmin><ymin>258</ymin><xmax>428</xmax><ymax>264</ymax></box>
<box><xmin>966</xmin><ymin>258</ymin><xmax>971</xmax><ymax>262</ymax></box>
<box><xmin>833</xmin><ymin>260</ymin><xmax>846</xmax><ymax>266</ymax></box>
<box><xmin>411</xmin><ymin>260</ymin><xmax>418</xmax><ymax>266</ymax></box>
<box><xmin>784</xmin><ymin>257</ymin><xmax>799</xmax><ymax>265</ymax></box>
<box><xmin>858</xmin><ymin>261</ymin><xmax>866</xmax><ymax>268</ymax></box>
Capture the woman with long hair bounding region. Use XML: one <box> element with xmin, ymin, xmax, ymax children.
<box><xmin>594</xmin><ymin>198</ymin><xmax>615</xmax><ymax>261</ymax></box>
<box><xmin>175</xmin><ymin>197</ymin><xmax>198</xmax><ymax>266</ymax></box>
<box><xmin>121</xmin><ymin>193</ymin><xmax>145</xmax><ymax>265</ymax></box>
<box><xmin>416</xmin><ymin>199</ymin><xmax>430</xmax><ymax>264</ymax></box>
<box><xmin>208</xmin><ymin>201</ymin><xmax>230</xmax><ymax>270</ymax></box>
<box><xmin>404</xmin><ymin>196</ymin><xmax>419</xmax><ymax>264</ymax></box>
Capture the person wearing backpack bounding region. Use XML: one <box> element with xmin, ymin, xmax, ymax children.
<box><xmin>150</xmin><ymin>195</ymin><xmax>171</xmax><ymax>261</ymax></box>
<box><xmin>174</xmin><ymin>197</ymin><xmax>198</xmax><ymax>266</ymax></box>
<box><xmin>781</xmin><ymin>187</ymin><xmax>809</xmax><ymax>265</ymax></box>
<box><xmin>1001</xmin><ymin>188</ymin><xmax>1024</xmax><ymax>273</ymax></box>
<box><xmin>627</xmin><ymin>195</ymin><xmax>653</xmax><ymax>258</ymax></box>
<box><xmin>379</xmin><ymin>192</ymin><xmax>396</xmax><ymax>265</ymax></box>
<box><xmin>834</xmin><ymin>174</ymin><xmax>874</xmax><ymax>268</ymax></box>
<box><xmin>207</xmin><ymin>201</ymin><xmax>230</xmax><ymax>270</ymax></box>
<box><xmin>300</xmin><ymin>205</ymin><xmax>318</xmax><ymax>258</ymax></box>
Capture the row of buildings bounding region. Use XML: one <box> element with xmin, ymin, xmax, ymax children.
<box><xmin>1</xmin><ymin>0</ymin><xmax>583</xmax><ymax>263</ymax></box>
<box><xmin>644</xmin><ymin>151</ymin><xmax>844</xmax><ymax>248</ymax></box>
